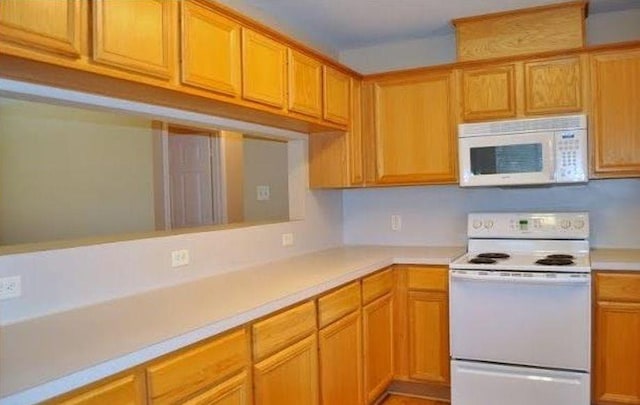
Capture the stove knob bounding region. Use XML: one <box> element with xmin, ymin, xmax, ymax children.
<box><xmin>484</xmin><ymin>220</ymin><xmax>494</xmax><ymax>229</ymax></box>
<box><xmin>472</xmin><ymin>220</ymin><xmax>482</xmax><ymax>229</ymax></box>
<box><xmin>560</xmin><ymin>219</ymin><xmax>571</xmax><ymax>229</ymax></box>
<box><xmin>574</xmin><ymin>219</ymin><xmax>585</xmax><ymax>229</ymax></box>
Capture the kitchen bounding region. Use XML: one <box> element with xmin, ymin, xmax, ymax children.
<box><xmin>0</xmin><ymin>0</ymin><xmax>639</xmax><ymax>404</ymax></box>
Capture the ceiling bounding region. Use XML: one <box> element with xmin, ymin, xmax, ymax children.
<box><xmin>227</xmin><ymin>0</ymin><xmax>640</xmax><ymax>51</ymax></box>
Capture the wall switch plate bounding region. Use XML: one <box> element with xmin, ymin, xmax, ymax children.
<box><xmin>391</xmin><ymin>215</ymin><xmax>402</xmax><ymax>231</ymax></box>
<box><xmin>0</xmin><ymin>276</ymin><xmax>22</xmax><ymax>300</ymax></box>
<box><xmin>282</xmin><ymin>233</ymin><xmax>294</xmax><ymax>246</ymax></box>
<box><xmin>171</xmin><ymin>249</ymin><xmax>190</xmax><ymax>267</ymax></box>
<box><xmin>257</xmin><ymin>185</ymin><xmax>270</xmax><ymax>201</ymax></box>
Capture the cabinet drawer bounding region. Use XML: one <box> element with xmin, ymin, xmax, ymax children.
<box><xmin>49</xmin><ymin>373</ymin><xmax>145</xmax><ymax>405</ymax></box>
<box><xmin>253</xmin><ymin>301</ymin><xmax>317</xmax><ymax>361</ymax></box>
<box><xmin>596</xmin><ymin>272</ymin><xmax>640</xmax><ymax>302</ymax></box>
<box><xmin>147</xmin><ymin>329</ymin><xmax>249</xmax><ymax>405</ymax></box>
<box><xmin>408</xmin><ymin>266</ymin><xmax>448</xmax><ymax>291</ymax></box>
<box><xmin>362</xmin><ymin>268</ymin><xmax>394</xmax><ymax>304</ymax></box>
<box><xmin>318</xmin><ymin>282</ymin><xmax>361</xmax><ymax>328</ymax></box>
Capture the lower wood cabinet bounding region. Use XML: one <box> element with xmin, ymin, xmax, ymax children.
<box><xmin>182</xmin><ymin>371</ymin><xmax>250</xmax><ymax>405</ymax></box>
<box><xmin>363</xmin><ymin>292</ymin><xmax>394</xmax><ymax>403</ymax></box>
<box><xmin>46</xmin><ymin>372</ymin><xmax>146</xmax><ymax>405</ymax></box>
<box><xmin>318</xmin><ymin>282</ymin><xmax>363</xmax><ymax>405</ymax></box>
<box><xmin>594</xmin><ymin>271</ymin><xmax>640</xmax><ymax>405</ymax></box>
<box><xmin>253</xmin><ymin>334</ymin><xmax>319</xmax><ymax>405</ymax></box>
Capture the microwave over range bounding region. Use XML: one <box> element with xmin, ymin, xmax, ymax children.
<box><xmin>458</xmin><ymin>115</ymin><xmax>588</xmax><ymax>187</ymax></box>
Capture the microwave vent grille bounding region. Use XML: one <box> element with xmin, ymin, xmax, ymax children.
<box><xmin>459</xmin><ymin>115</ymin><xmax>587</xmax><ymax>137</ymax></box>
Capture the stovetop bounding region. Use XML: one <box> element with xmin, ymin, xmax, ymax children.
<box><xmin>450</xmin><ymin>251</ymin><xmax>591</xmax><ymax>273</ymax></box>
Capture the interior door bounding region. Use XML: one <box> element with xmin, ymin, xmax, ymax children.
<box><xmin>168</xmin><ymin>130</ymin><xmax>215</xmax><ymax>228</ymax></box>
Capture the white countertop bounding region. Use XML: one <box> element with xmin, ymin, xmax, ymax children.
<box><xmin>0</xmin><ymin>245</ymin><xmax>464</xmax><ymax>405</ymax></box>
<box><xmin>591</xmin><ymin>248</ymin><xmax>640</xmax><ymax>271</ymax></box>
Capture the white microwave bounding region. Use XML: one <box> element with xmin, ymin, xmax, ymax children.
<box><xmin>458</xmin><ymin>115</ymin><xmax>588</xmax><ymax>187</ymax></box>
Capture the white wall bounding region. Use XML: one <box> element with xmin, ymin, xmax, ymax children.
<box><xmin>339</xmin><ymin>8</ymin><xmax>640</xmax><ymax>73</ymax></box>
<box><xmin>343</xmin><ymin>178</ymin><xmax>640</xmax><ymax>249</ymax></box>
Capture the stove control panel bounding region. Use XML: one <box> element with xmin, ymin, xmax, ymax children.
<box><xmin>468</xmin><ymin>212</ymin><xmax>589</xmax><ymax>239</ymax></box>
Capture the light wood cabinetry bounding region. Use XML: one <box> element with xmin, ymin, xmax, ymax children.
<box><xmin>371</xmin><ymin>70</ymin><xmax>457</xmax><ymax>184</ymax></box>
<box><xmin>323</xmin><ymin>66</ymin><xmax>351</xmax><ymax>125</ymax></box>
<box><xmin>524</xmin><ymin>56</ymin><xmax>583</xmax><ymax>115</ymax></box>
<box><xmin>93</xmin><ymin>0</ymin><xmax>176</xmax><ymax>79</ymax></box>
<box><xmin>180</xmin><ymin>0</ymin><xmax>240</xmax><ymax>97</ymax></box>
<box><xmin>407</xmin><ymin>267</ymin><xmax>449</xmax><ymax>384</ymax></box>
<box><xmin>241</xmin><ymin>28</ymin><xmax>287</xmax><ymax>109</ymax></box>
<box><xmin>146</xmin><ymin>328</ymin><xmax>250</xmax><ymax>404</ymax></box>
<box><xmin>47</xmin><ymin>372</ymin><xmax>146</xmax><ymax>405</ymax></box>
<box><xmin>253</xmin><ymin>334</ymin><xmax>319</xmax><ymax>405</ymax></box>
<box><xmin>590</xmin><ymin>48</ymin><xmax>640</xmax><ymax>178</ymax></box>
<box><xmin>318</xmin><ymin>285</ymin><xmax>363</xmax><ymax>405</ymax></box>
<box><xmin>182</xmin><ymin>371</ymin><xmax>249</xmax><ymax>405</ymax></box>
<box><xmin>0</xmin><ymin>0</ymin><xmax>82</xmax><ymax>58</ymax></box>
<box><xmin>461</xmin><ymin>55</ymin><xmax>585</xmax><ymax>121</ymax></box>
<box><xmin>288</xmin><ymin>49</ymin><xmax>322</xmax><ymax>118</ymax></box>
<box><xmin>594</xmin><ymin>272</ymin><xmax>640</xmax><ymax>405</ymax></box>
<box><xmin>461</xmin><ymin>63</ymin><xmax>517</xmax><ymax>121</ymax></box>
<box><xmin>362</xmin><ymin>269</ymin><xmax>395</xmax><ymax>404</ymax></box>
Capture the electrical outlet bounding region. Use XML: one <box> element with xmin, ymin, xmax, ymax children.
<box><xmin>0</xmin><ymin>276</ymin><xmax>22</xmax><ymax>300</ymax></box>
<box><xmin>282</xmin><ymin>233</ymin><xmax>294</xmax><ymax>246</ymax></box>
<box><xmin>257</xmin><ymin>185</ymin><xmax>270</xmax><ymax>201</ymax></box>
<box><xmin>171</xmin><ymin>249</ymin><xmax>190</xmax><ymax>267</ymax></box>
<box><xmin>391</xmin><ymin>215</ymin><xmax>402</xmax><ymax>231</ymax></box>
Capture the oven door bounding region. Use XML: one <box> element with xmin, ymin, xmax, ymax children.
<box><xmin>451</xmin><ymin>360</ymin><xmax>590</xmax><ymax>405</ymax></box>
<box><xmin>449</xmin><ymin>270</ymin><xmax>591</xmax><ymax>371</ymax></box>
<box><xmin>459</xmin><ymin>132</ymin><xmax>555</xmax><ymax>187</ymax></box>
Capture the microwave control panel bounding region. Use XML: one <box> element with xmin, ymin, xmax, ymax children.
<box><xmin>554</xmin><ymin>130</ymin><xmax>587</xmax><ymax>183</ymax></box>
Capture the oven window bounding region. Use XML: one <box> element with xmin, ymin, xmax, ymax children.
<box><xmin>470</xmin><ymin>144</ymin><xmax>543</xmax><ymax>175</ymax></box>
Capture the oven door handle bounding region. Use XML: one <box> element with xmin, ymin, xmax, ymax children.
<box><xmin>450</xmin><ymin>271</ymin><xmax>590</xmax><ymax>285</ymax></box>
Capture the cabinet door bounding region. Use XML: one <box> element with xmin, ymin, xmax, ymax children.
<box><xmin>319</xmin><ymin>311</ymin><xmax>363</xmax><ymax>405</ymax></box>
<box><xmin>590</xmin><ymin>48</ymin><xmax>640</xmax><ymax>178</ymax></box>
<box><xmin>374</xmin><ymin>71</ymin><xmax>457</xmax><ymax>184</ymax></box>
<box><xmin>51</xmin><ymin>373</ymin><xmax>145</xmax><ymax>405</ymax></box>
<box><xmin>288</xmin><ymin>49</ymin><xmax>322</xmax><ymax>117</ymax></box>
<box><xmin>180</xmin><ymin>0</ymin><xmax>240</xmax><ymax>96</ymax></box>
<box><xmin>524</xmin><ymin>57</ymin><xmax>583</xmax><ymax>115</ymax></box>
<box><xmin>594</xmin><ymin>301</ymin><xmax>640</xmax><ymax>405</ymax></box>
<box><xmin>241</xmin><ymin>28</ymin><xmax>287</xmax><ymax>109</ymax></box>
<box><xmin>594</xmin><ymin>272</ymin><xmax>640</xmax><ymax>405</ymax></box>
<box><xmin>323</xmin><ymin>66</ymin><xmax>351</xmax><ymax>125</ymax></box>
<box><xmin>408</xmin><ymin>291</ymin><xmax>450</xmax><ymax>384</ymax></box>
<box><xmin>363</xmin><ymin>293</ymin><xmax>394</xmax><ymax>404</ymax></box>
<box><xmin>93</xmin><ymin>0</ymin><xmax>176</xmax><ymax>79</ymax></box>
<box><xmin>461</xmin><ymin>64</ymin><xmax>516</xmax><ymax>121</ymax></box>
<box><xmin>0</xmin><ymin>0</ymin><xmax>81</xmax><ymax>57</ymax></box>
<box><xmin>182</xmin><ymin>372</ymin><xmax>251</xmax><ymax>405</ymax></box>
<box><xmin>349</xmin><ymin>79</ymin><xmax>364</xmax><ymax>185</ymax></box>
<box><xmin>253</xmin><ymin>334</ymin><xmax>319</xmax><ymax>405</ymax></box>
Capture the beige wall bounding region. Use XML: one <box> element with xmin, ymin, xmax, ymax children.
<box><xmin>243</xmin><ymin>137</ymin><xmax>289</xmax><ymax>222</ymax></box>
<box><xmin>0</xmin><ymin>99</ymin><xmax>155</xmax><ymax>245</ymax></box>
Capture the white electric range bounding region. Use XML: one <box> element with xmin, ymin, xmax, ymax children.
<box><xmin>449</xmin><ymin>212</ymin><xmax>591</xmax><ymax>405</ymax></box>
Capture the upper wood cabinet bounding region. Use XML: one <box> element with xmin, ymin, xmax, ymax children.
<box><xmin>461</xmin><ymin>56</ymin><xmax>586</xmax><ymax>122</ymax></box>
<box><xmin>590</xmin><ymin>47</ymin><xmax>640</xmax><ymax>178</ymax></box>
<box><xmin>0</xmin><ymin>0</ymin><xmax>82</xmax><ymax>58</ymax></box>
<box><xmin>288</xmin><ymin>49</ymin><xmax>322</xmax><ymax>118</ymax></box>
<box><xmin>594</xmin><ymin>272</ymin><xmax>640</xmax><ymax>405</ymax></box>
<box><xmin>461</xmin><ymin>63</ymin><xmax>517</xmax><ymax>121</ymax></box>
<box><xmin>180</xmin><ymin>0</ymin><xmax>240</xmax><ymax>97</ymax></box>
<box><xmin>524</xmin><ymin>56</ymin><xmax>583</xmax><ymax>115</ymax></box>
<box><xmin>47</xmin><ymin>372</ymin><xmax>146</xmax><ymax>405</ymax></box>
<box><xmin>93</xmin><ymin>0</ymin><xmax>176</xmax><ymax>79</ymax></box>
<box><xmin>349</xmin><ymin>79</ymin><xmax>365</xmax><ymax>185</ymax></box>
<box><xmin>324</xmin><ymin>66</ymin><xmax>351</xmax><ymax>125</ymax></box>
<box><xmin>241</xmin><ymin>28</ymin><xmax>287</xmax><ymax>109</ymax></box>
<box><xmin>371</xmin><ymin>70</ymin><xmax>458</xmax><ymax>184</ymax></box>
